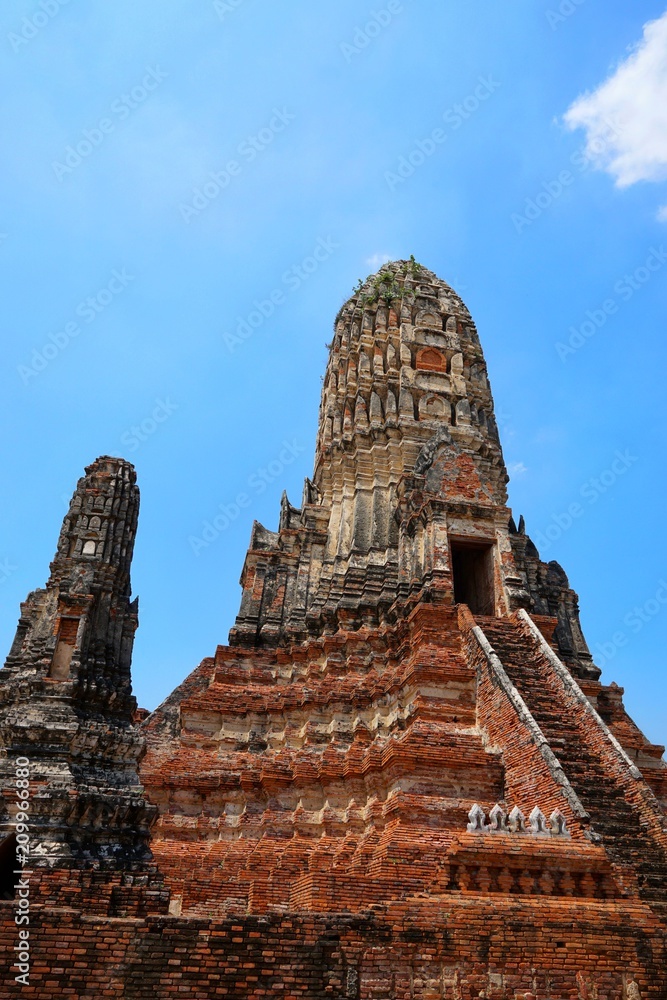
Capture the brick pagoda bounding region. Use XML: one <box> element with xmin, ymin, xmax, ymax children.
<box><xmin>1</xmin><ymin>261</ymin><xmax>666</xmax><ymax>997</ymax></box>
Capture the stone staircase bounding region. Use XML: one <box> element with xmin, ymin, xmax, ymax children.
<box><xmin>475</xmin><ymin>615</ymin><xmax>667</xmax><ymax>911</ymax></box>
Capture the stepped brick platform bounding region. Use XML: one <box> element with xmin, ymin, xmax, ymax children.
<box><xmin>1</xmin><ymin>261</ymin><xmax>665</xmax><ymax>997</ymax></box>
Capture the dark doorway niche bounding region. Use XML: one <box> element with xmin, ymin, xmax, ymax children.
<box><xmin>450</xmin><ymin>539</ymin><xmax>496</xmax><ymax>615</ymax></box>
<box><xmin>0</xmin><ymin>834</ymin><xmax>17</xmax><ymax>899</ymax></box>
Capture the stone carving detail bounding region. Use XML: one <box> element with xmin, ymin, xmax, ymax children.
<box><xmin>466</xmin><ymin>802</ymin><xmax>487</xmax><ymax>833</ymax></box>
<box><xmin>508</xmin><ymin>805</ymin><xmax>526</xmax><ymax>833</ymax></box>
<box><xmin>467</xmin><ymin>804</ymin><xmax>569</xmax><ymax>838</ymax></box>
<box><xmin>549</xmin><ymin>809</ymin><xmax>569</xmax><ymax>837</ymax></box>
<box><xmin>413</xmin><ymin>425</ymin><xmax>454</xmax><ymax>476</ymax></box>
<box><xmin>529</xmin><ymin>806</ymin><xmax>549</xmax><ymax>836</ymax></box>
<box><xmin>488</xmin><ymin>803</ymin><xmax>507</xmax><ymax>832</ymax></box>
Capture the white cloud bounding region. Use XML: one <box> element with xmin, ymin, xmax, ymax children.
<box><xmin>657</xmin><ymin>204</ymin><xmax>667</xmax><ymax>222</ymax></box>
<box><xmin>507</xmin><ymin>461</ymin><xmax>528</xmax><ymax>477</ymax></box>
<box><xmin>564</xmin><ymin>11</ymin><xmax>667</xmax><ymax>188</ymax></box>
<box><xmin>365</xmin><ymin>252</ymin><xmax>392</xmax><ymax>269</ymax></box>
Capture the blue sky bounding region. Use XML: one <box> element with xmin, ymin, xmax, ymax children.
<box><xmin>1</xmin><ymin>1</ymin><xmax>666</xmax><ymax>744</ymax></box>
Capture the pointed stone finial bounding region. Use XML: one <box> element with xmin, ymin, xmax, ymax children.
<box><xmin>279</xmin><ymin>491</ymin><xmax>292</xmax><ymax>531</ymax></box>
<box><xmin>529</xmin><ymin>806</ymin><xmax>548</xmax><ymax>835</ymax></box>
<box><xmin>549</xmin><ymin>809</ymin><xmax>570</xmax><ymax>837</ymax></box>
<box><xmin>466</xmin><ymin>803</ymin><xmax>486</xmax><ymax>833</ymax></box>
<box><xmin>488</xmin><ymin>803</ymin><xmax>507</xmax><ymax>832</ymax></box>
<box><xmin>301</xmin><ymin>477</ymin><xmax>319</xmax><ymax>506</ymax></box>
<box><xmin>508</xmin><ymin>806</ymin><xmax>526</xmax><ymax>833</ymax></box>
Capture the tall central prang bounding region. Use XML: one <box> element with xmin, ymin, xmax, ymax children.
<box><xmin>231</xmin><ymin>259</ymin><xmax>595</xmax><ymax>681</ymax></box>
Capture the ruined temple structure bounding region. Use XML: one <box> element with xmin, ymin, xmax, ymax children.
<box><xmin>1</xmin><ymin>260</ymin><xmax>666</xmax><ymax>997</ymax></box>
<box><xmin>0</xmin><ymin>457</ymin><xmax>167</xmax><ymax>918</ymax></box>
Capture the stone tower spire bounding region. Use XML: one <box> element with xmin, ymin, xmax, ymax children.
<box><xmin>230</xmin><ymin>260</ymin><xmax>595</xmax><ymax>678</ymax></box>
<box><xmin>314</xmin><ymin>258</ymin><xmax>506</xmax><ymax>511</ymax></box>
<box><xmin>311</xmin><ymin>258</ymin><xmax>509</xmax><ymax>606</ymax></box>
<box><xmin>0</xmin><ymin>457</ymin><xmax>158</xmax><ymax>869</ymax></box>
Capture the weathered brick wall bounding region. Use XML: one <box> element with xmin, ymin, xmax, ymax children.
<box><xmin>25</xmin><ymin>867</ymin><xmax>169</xmax><ymax>918</ymax></box>
<box><xmin>1</xmin><ymin>896</ymin><xmax>665</xmax><ymax>998</ymax></box>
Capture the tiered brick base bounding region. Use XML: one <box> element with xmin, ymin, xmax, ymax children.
<box><xmin>1</xmin><ymin>895</ymin><xmax>665</xmax><ymax>997</ymax></box>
